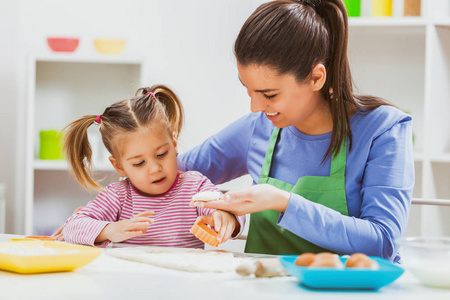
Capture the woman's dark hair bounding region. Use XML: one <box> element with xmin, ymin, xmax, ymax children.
<box><xmin>235</xmin><ymin>0</ymin><xmax>392</xmax><ymax>159</ymax></box>
<box><xmin>62</xmin><ymin>84</ymin><xmax>183</xmax><ymax>191</ymax></box>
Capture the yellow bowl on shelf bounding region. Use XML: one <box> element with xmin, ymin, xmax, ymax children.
<box><xmin>94</xmin><ymin>39</ymin><xmax>125</xmax><ymax>54</ymax></box>
<box><xmin>0</xmin><ymin>241</ymin><xmax>102</xmax><ymax>274</ymax></box>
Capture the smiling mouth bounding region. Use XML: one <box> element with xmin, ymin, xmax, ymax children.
<box><xmin>153</xmin><ymin>177</ymin><xmax>166</xmax><ymax>184</ymax></box>
<box><xmin>265</xmin><ymin>112</ymin><xmax>279</xmax><ymax>117</ymax></box>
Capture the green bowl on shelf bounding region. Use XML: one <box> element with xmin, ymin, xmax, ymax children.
<box><xmin>39</xmin><ymin>130</ymin><xmax>64</xmax><ymax>160</ymax></box>
<box><xmin>343</xmin><ymin>0</ymin><xmax>361</xmax><ymax>17</ymax></box>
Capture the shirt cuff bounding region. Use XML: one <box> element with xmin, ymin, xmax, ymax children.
<box><xmin>277</xmin><ymin>192</ymin><xmax>305</xmax><ymax>230</ymax></box>
<box><xmin>231</xmin><ymin>214</ymin><xmax>246</xmax><ymax>239</ymax></box>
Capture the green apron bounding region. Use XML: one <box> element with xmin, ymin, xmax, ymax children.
<box><xmin>245</xmin><ymin>127</ymin><xmax>349</xmax><ymax>255</ymax></box>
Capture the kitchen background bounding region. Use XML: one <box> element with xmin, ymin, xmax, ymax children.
<box><xmin>0</xmin><ymin>0</ymin><xmax>449</xmax><ymax>252</ymax></box>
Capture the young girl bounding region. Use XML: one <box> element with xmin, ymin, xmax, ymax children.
<box><xmin>185</xmin><ymin>0</ymin><xmax>414</xmax><ymax>261</ymax></box>
<box><xmin>61</xmin><ymin>84</ymin><xmax>242</xmax><ymax>248</ymax></box>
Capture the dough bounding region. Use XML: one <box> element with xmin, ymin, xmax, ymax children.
<box><xmin>191</xmin><ymin>191</ymin><xmax>221</xmax><ymax>202</ymax></box>
<box><xmin>236</xmin><ymin>258</ymin><xmax>288</xmax><ymax>277</ymax></box>
<box><xmin>106</xmin><ymin>246</ymin><xmax>236</xmax><ymax>273</ymax></box>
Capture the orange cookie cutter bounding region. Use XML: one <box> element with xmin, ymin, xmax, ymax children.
<box><xmin>190</xmin><ymin>222</ymin><xmax>219</xmax><ymax>247</ymax></box>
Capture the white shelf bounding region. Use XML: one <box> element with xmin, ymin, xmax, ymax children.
<box><xmin>348</xmin><ymin>17</ymin><xmax>450</xmax><ymax>28</ymax></box>
<box><xmin>434</xmin><ymin>20</ymin><xmax>450</xmax><ymax>27</ymax></box>
<box><xmin>349</xmin><ymin>17</ymin><xmax>427</xmax><ymax>27</ymax></box>
<box><xmin>34</xmin><ymin>159</ymin><xmax>115</xmax><ymax>171</ymax></box>
<box><xmin>34</xmin><ymin>54</ymin><xmax>145</xmax><ymax>65</ymax></box>
<box><xmin>430</xmin><ymin>154</ymin><xmax>450</xmax><ymax>163</ymax></box>
<box><xmin>412</xmin><ymin>198</ymin><xmax>450</xmax><ymax>206</ymax></box>
<box><xmin>34</xmin><ymin>160</ymin><xmax>67</xmax><ymax>170</ymax></box>
<box><xmin>414</xmin><ymin>152</ymin><xmax>425</xmax><ymax>162</ymax></box>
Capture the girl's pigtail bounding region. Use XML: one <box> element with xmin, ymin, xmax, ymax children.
<box><xmin>150</xmin><ymin>85</ymin><xmax>184</xmax><ymax>139</ymax></box>
<box><xmin>62</xmin><ymin>116</ymin><xmax>102</xmax><ymax>191</ymax></box>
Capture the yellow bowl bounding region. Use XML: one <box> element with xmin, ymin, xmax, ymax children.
<box><xmin>0</xmin><ymin>241</ymin><xmax>102</xmax><ymax>274</ymax></box>
<box><xmin>94</xmin><ymin>39</ymin><xmax>125</xmax><ymax>54</ymax></box>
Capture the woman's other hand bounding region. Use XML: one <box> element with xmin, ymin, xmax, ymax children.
<box><xmin>190</xmin><ymin>184</ymin><xmax>290</xmax><ymax>216</ymax></box>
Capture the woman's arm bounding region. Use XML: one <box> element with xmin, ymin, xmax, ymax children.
<box><xmin>195</xmin><ymin>119</ymin><xmax>414</xmax><ymax>260</ymax></box>
<box><xmin>274</xmin><ymin>120</ymin><xmax>413</xmax><ymax>260</ymax></box>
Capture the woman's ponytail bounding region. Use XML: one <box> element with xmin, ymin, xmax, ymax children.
<box><xmin>316</xmin><ymin>0</ymin><xmax>356</xmax><ymax>157</ymax></box>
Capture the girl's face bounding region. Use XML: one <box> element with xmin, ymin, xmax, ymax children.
<box><xmin>237</xmin><ymin>63</ymin><xmax>331</xmax><ymax>135</ymax></box>
<box><xmin>109</xmin><ymin>128</ymin><xmax>179</xmax><ymax>196</ymax></box>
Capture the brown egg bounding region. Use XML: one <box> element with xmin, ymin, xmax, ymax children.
<box><xmin>310</xmin><ymin>252</ymin><xmax>344</xmax><ymax>269</ymax></box>
<box><xmin>345</xmin><ymin>253</ymin><xmax>379</xmax><ymax>270</ymax></box>
<box><xmin>295</xmin><ymin>253</ymin><xmax>316</xmax><ymax>267</ymax></box>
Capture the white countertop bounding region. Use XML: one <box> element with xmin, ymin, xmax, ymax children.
<box><xmin>1</xmin><ymin>234</ymin><xmax>449</xmax><ymax>300</ymax></box>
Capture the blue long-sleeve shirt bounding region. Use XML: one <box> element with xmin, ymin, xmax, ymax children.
<box><xmin>179</xmin><ymin>105</ymin><xmax>414</xmax><ymax>262</ymax></box>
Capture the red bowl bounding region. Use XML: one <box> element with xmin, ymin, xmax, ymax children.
<box><xmin>47</xmin><ymin>37</ymin><xmax>79</xmax><ymax>52</ymax></box>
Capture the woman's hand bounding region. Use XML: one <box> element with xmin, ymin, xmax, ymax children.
<box><xmin>190</xmin><ymin>184</ymin><xmax>291</xmax><ymax>216</ymax></box>
<box><xmin>196</xmin><ymin>210</ymin><xmax>239</xmax><ymax>243</ymax></box>
<box><xmin>51</xmin><ymin>206</ymin><xmax>85</xmax><ymax>241</ymax></box>
<box><xmin>95</xmin><ymin>210</ymin><xmax>154</xmax><ymax>243</ymax></box>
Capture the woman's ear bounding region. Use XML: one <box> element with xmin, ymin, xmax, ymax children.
<box><xmin>310</xmin><ymin>63</ymin><xmax>327</xmax><ymax>92</ymax></box>
<box><xmin>109</xmin><ymin>156</ymin><xmax>127</xmax><ymax>177</ymax></box>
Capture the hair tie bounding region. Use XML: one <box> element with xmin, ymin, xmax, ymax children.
<box><xmin>300</xmin><ymin>0</ymin><xmax>322</xmax><ymax>9</ymax></box>
<box><xmin>145</xmin><ymin>92</ymin><xmax>155</xmax><ymax>98</ymax></box>
<box><xmin>96</xmin><ymin>114</ymin><xmax>102</xmax><ymax>124</ymax></box>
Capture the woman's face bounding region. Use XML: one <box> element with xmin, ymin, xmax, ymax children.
<box><xmin>237</xmin><ymin>63</ymin><xmax>330</xmax><ymax>134</ymax></box>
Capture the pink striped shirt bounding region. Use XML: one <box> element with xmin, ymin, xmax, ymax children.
<box><xmin>63</xmin><ymin>171</ymin><xmax>242</xmax><ymax>248</ymax></box>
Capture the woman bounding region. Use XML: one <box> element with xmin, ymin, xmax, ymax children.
<box><xmin>184</xmin><ymin>0</ymin><xmax>413</xmax><ymax>261</ymax></box>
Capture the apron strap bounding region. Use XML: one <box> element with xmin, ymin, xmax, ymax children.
<box><xmin>329</xmin><ymin>139</ymin><xmax>347</xmax><ymax>178</ymax></box>
<box><xmin>259</xmin><ymin>127</ymin><xmax>281</xmax><ymax>178</ymax></box>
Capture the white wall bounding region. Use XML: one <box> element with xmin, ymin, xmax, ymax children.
<box><xmin>2</xmin><ymin>0</ymin><xmax>266</xmax><ymax>234</ymax></box>
<box><xmin>0</xmin><ymin>0</ymin><xmax>20</xmax><ymax>233</ymax></box>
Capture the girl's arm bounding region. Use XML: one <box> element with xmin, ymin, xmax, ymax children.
<box><xmin>62</xmin><ymin>186</ymin><xmax>123</xmax><ymax>246</ymax></box>
<box><xmin>178</xmin><ymin>113</ymin><xmax>256</xmax><ymax>184</ymax></box>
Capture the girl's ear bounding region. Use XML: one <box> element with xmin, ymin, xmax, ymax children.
<box><xmin>172</xmin><ymin>131</ymin><xmax>178</xmax><ymax>151</ymax></box>
<box><xmin>310</xmin><ymin>63</ymin><xmax>327</xmax><ymax>92</ymax></box>
<box><xmin>109</xmin><ymin>156</ymin><xmax>127</xmax><ymax>177</ymax></box>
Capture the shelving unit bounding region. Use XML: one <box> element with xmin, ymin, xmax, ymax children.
<box><xmin>24</xmin><ymin>55</ymin><xmax>146</xmax><ymax>235</ymax></box>
<box><xmin>347</xmin><ymin>1</ymin><xmax>450</xmax><ymax>238</ymax></box>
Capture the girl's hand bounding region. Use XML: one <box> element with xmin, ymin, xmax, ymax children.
<box><xmin>190</xmin><ymin>184</ymin><xmax>291</xmax><ymax>216</ymax></box>
<box><xmin>96</xmin><ymin>210</ymin><xmax>155</xmax><ymax>243</ymax></box>
<box><xmin>52</xmin><ymin>206</ymin><xmax>85</xmax><ymax>241</ymax></box>
<box><xmin>196</xmin><ymin>210</ymin><xmax>239</xmax><ymax>243</ymax></box>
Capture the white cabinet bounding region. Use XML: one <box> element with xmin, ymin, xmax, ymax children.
<box><xmin>346</xmin><ymin>3</ymin><xmax>450</xmax><ymax>237</ymax></box>
<box><xmin>24</xmin><ymin>55</ymin><xmax>146</xmax><ymax>235</ymax></box>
